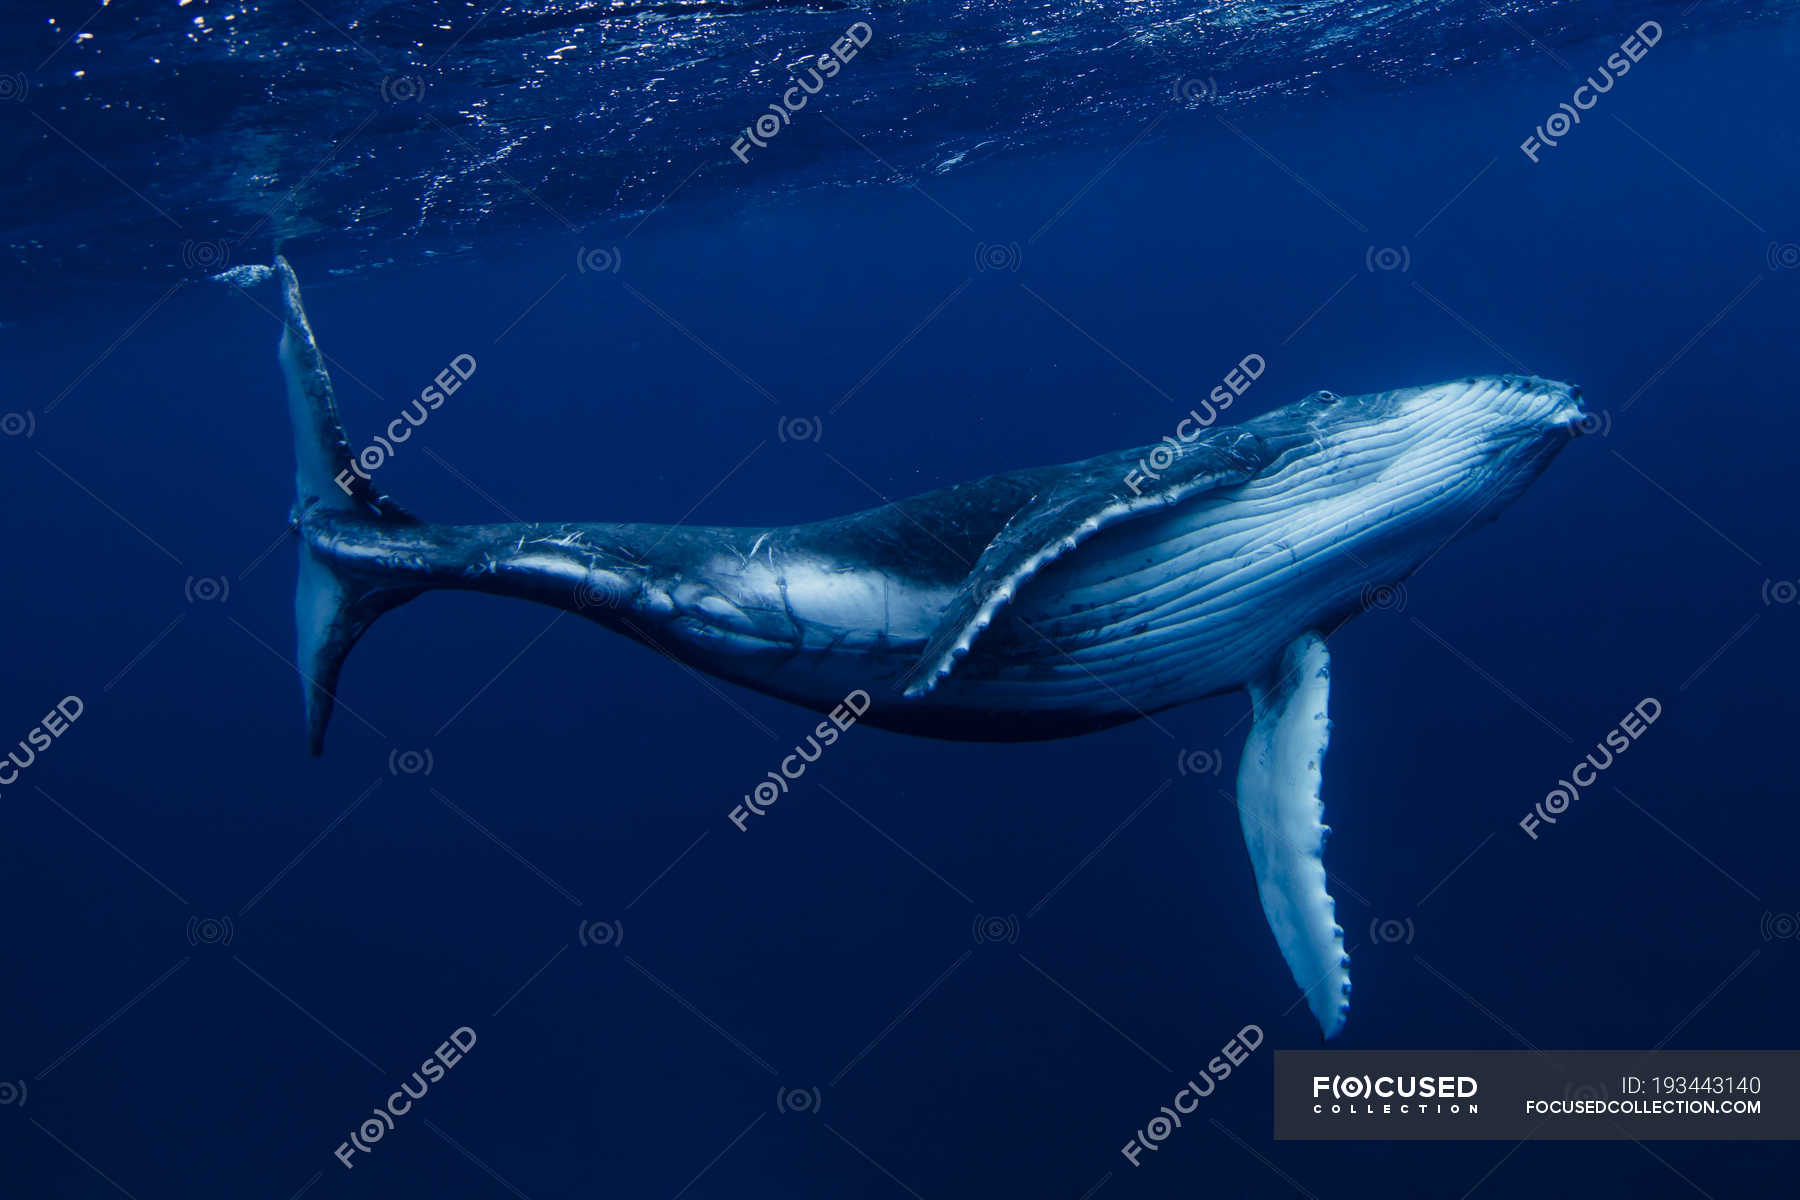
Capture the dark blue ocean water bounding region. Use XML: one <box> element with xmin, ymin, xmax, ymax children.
<box><xmin>4</xmin><ymin>2</ymin><xmax>1799</xmax><ymax>1196</ymax></box>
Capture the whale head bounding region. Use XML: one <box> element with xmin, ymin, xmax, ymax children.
<box><xmin>1386</xmin><ymin>373</ymin><xmax>1585</xmax><ymax>446</ymax></box>
<box><xmin>1243</xmin><ymin>374</ymin><xmax>1586</xmax><ymax>576</ymax></box>
<box><xmin>1395</xmin><ymin>373</ymin><xmax>1583</xmax><ymax>424</ymax></box>
<box><xmin>1305</xmin><ymin>372</ymin><xmax>1582</xmax><ymax>492</ymax></box>
<box><xmin>1373</xmin><ymin>373</ymin><xmax>1585</xmax><ymax>506</ymax></box>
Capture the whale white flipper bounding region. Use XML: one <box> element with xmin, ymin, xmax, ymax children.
<box><xmin>1236</xmin><ymin>631</ymin><xmax>1349</xmax><ymax>1038</ymax></box>
<box><xmin>899</xmin><ymin>431</ymin><xmax>1265</xmax><ymax>697</ymax></box>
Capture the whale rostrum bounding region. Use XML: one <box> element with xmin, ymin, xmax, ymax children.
<box><xmin>233</xmin><ymin>257</ymin><xmax>1586</xmax><ymax>1037</ymax></box>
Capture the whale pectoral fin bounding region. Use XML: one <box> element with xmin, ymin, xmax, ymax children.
<box><xmin>898</xmin><ymin>431</ymin><xmax>1264</xmax><ymax>697</ymax></box>
<box><xmin>1235</xmin><ymin>631</ymin><xmax>1349</xmax><ymax>1039</ymax></box>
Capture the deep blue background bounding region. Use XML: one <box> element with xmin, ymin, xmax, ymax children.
<box><xmin>4</xmin><ymin>20</ymin><xmax>1799</xmax><ymax>1199</ymax></box>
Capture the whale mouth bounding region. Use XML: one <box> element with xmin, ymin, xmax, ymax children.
<box><xmin>1555</xmin><ymin>383</ymin><xmax>1590</xmax><ymax>435</ymax></box>
<box><xmin>1502</xmin><ymin>376</ymin><xmax>1586</xmax><ymax>435</ymax></box>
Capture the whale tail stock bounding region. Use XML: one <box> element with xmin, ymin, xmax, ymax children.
<box><xmin>220</xmin><ymin>256</ymin><xmax>423</xmax><ymax>754</ymax></box>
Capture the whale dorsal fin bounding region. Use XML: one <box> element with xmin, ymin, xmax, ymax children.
<box><xmin>1236</xmin><ymin>631</ymin><xmax>1350</xmax><ymax>1038</ymax></box>
<box><xmin>898</xmin><ymin>429</ymin><xmax>1263</xmax><ymax>697</ymax></box>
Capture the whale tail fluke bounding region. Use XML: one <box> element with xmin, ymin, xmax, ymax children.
<box><xmin>220</xmin><ymin>256</ymin><xmax>423</xmax><ymax>754</ymax></box>
<box><xmin>294</xmin><ymin>544</ymin><xmax>422</xmax><ymax>755</ymax></box>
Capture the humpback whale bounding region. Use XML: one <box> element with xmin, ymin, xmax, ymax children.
<box><xmin>232</xmin><ymin>257</ymin><xmax>1585</xmax><ymax>1037</ymax></box>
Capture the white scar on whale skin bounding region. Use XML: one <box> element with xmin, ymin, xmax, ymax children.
<box><xmin>220</xmin><ymin>257</ymin><xmax>1586</xmax><ymax>1037</ymax></box>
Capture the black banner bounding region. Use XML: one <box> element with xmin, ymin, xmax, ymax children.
<box><xmin>1274</xmin><ymin>1051</ymin><xmax>1800</xmax><ymax>1140</ymax></box>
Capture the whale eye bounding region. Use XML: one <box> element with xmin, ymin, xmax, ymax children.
<box><xmin>1312</xmin><ymin>390</ymin><xmax>1339</xmax><ymax>405</ymax></box>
